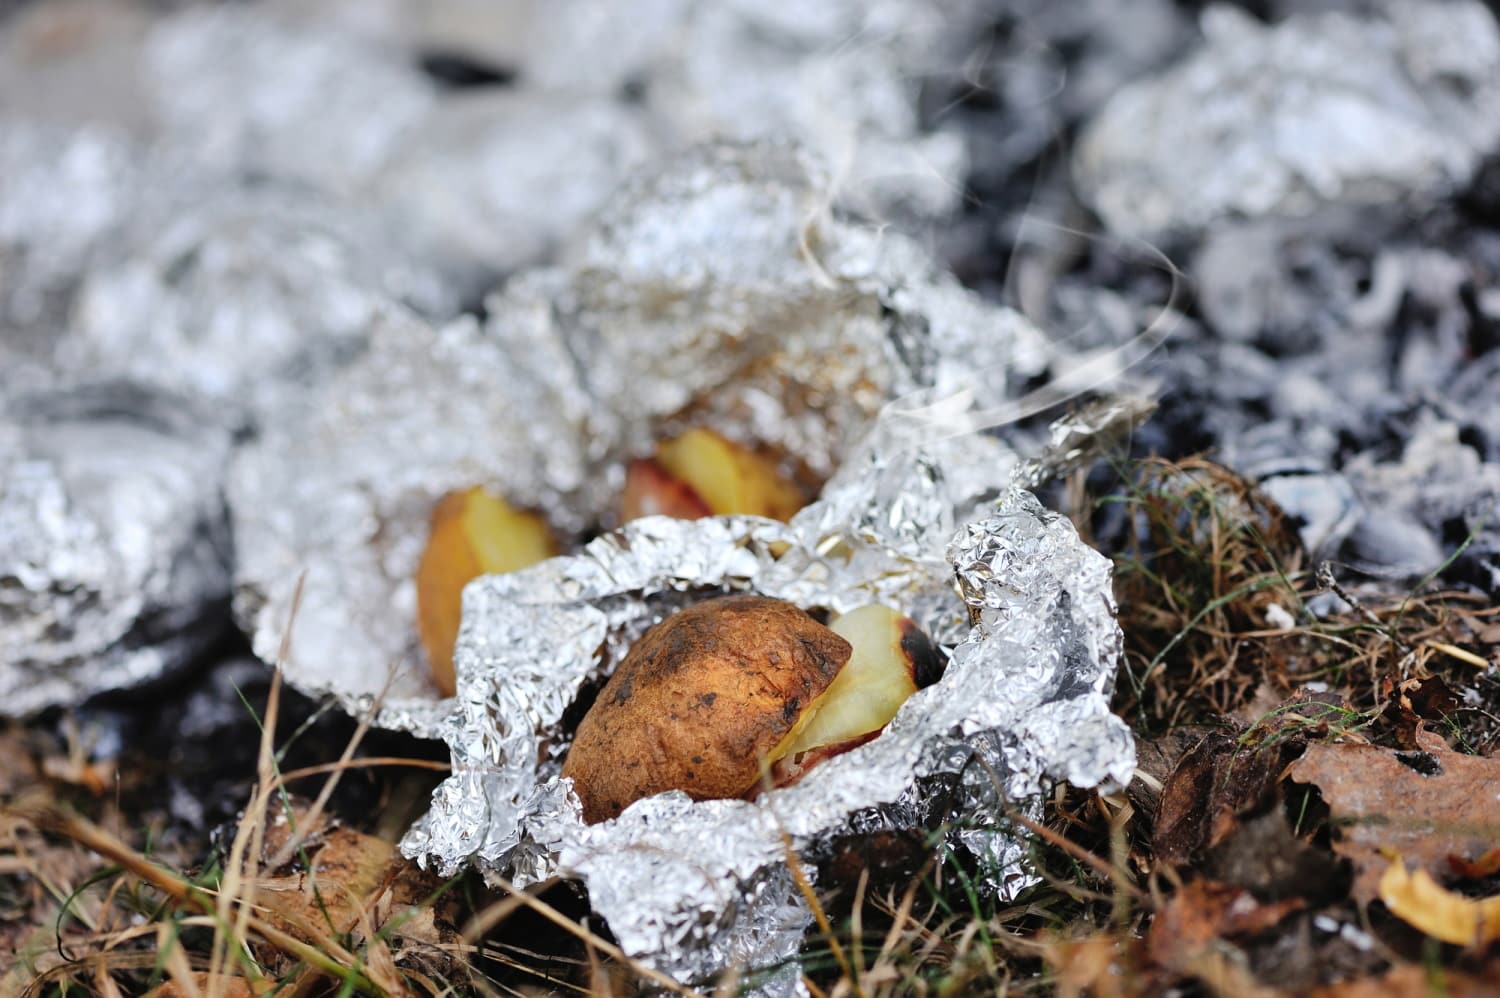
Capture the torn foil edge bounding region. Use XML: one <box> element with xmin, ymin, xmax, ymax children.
<box><xmin>403</xmin><ymin>426</ymin><xmax>1135</xmax><ymax>987</ymax></box>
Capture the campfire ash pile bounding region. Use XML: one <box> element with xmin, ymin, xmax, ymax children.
<box><xmin>3</xmin><ymin>0</ymin><xmax>1499</xmax><ymax>984</ymax></box>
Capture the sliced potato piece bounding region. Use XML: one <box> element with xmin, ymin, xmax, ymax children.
<box><xmin>620</xmin><ymin>428</ymin><xmax>805</xmax><ymax>523</ymax></box>
<box><xmin>772</xmin><ymin>604</ymin><xmax>943</xmax><ymax>762</ymax></box>
<box><xmin>620</xmin><ymin>458</ymin><xmax>713</xmax><ymax>521</ymax></box>
<box><xmin>416</xmin><ymin>486</ymin><xmax>557</xmax><ymax>696</ymax></box>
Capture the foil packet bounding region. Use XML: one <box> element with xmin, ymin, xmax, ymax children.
<box><xmin>402</xmin><ymin>423</ymin><xmax>1135</xmax><ymax>988</ymax></box>
<box><xmin>0</xmin><ymin>119</ymin><xmax>143</xmax><ymax>336</ymax></box>
<box><xmin>229</xmin><ymin>142</ymin><xmax>1054</xmax><ymax>729</ymax></box>
<box><xmin>0</xmin><ymin>383</ymin><xmax>235</xmax><ymax>716</ymax></box>
<box><xmin>1075</xmin><ymin>1</ymin><xmax>1500</xmax><ymax>239</ymax></box>
<box><xmin>59</xmin><ymin>182</ymin><xmax>452</xmax><ymax>423</ymax></box>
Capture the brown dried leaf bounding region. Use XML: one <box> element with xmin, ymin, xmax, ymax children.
<box><xmin>1043</xmin><ymin>935</ymin><xmax>1137</xmax><ymax>998</ymax></box>
<box><xmin>1310</xmin><ymin>962</ymin><xmax>1500</xmax><ymax>997</ymax></box>
<box><xmin>1378</xmin><ymin>856</ymin><xmax>1500</xmax><ymax>947</ymax></box>
<box><xmin>1450</xmin><ymin>846</ymin><xmax>1500</xmax><ymax>880</ymax></box>
<box><xmin>1152</xmin><ymin>694</ymin><xmax>1331</xmax><ymax>868</ymax></box>
<box><xmin>145</xmin><ymin>975</ymin><xmax>273</xmax><ymax>998</ymax></box>
<box><xmin>258</xmin><ymin>827</ymin><xmax>396</xmax><ymax>943</ymax></box>
<box><xmin>1287</xmin><ymin>730</ymin><xmax>1500</xmax><ymax>903</ymax></box>
<box><xmin>1384</xmin><ymin>676</ymin><xmax>1460</xmax><ymax>749</ymax></box>
<box><xmin>1148</xmin><ymin>879</ymin><xmax>1304</xmax><ymax>975</ymax></box>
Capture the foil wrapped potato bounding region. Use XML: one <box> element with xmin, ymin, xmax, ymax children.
<box><xmin>563</xmin><ymin>594</ymin><xmax>941</xmax><ymax>823</ymax></box>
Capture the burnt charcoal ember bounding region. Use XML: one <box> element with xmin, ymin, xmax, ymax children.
<box><xmin>0</xmin><ymin>383</ymin><xmax>235</xmax><ymax>716</ymax></box>
<box><xmin>1075</xmin><ymin>2</ymin><xmax>1500</xmax><ymax>241</ymax></box>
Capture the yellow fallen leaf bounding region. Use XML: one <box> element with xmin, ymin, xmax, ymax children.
<box><xmin>1379</xmin><ymin>855</ymin><xmax>1500</xmax><ymax>946</ymax></box>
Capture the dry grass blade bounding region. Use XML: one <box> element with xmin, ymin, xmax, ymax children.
<box><xmin>4</xmin><ymin>800</ymin><xmax>382</xmax><ymax>994</ymax></box>
<box><xmin>466</xmin><ymin>877</ymin><xmax>707</xmax><ymax>998</ymax></box>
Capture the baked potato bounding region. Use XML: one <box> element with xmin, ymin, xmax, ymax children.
<box><xmin>562</xmin><ymin>594</ymin><xmax>942</xmax><ymax>823</ymax></box>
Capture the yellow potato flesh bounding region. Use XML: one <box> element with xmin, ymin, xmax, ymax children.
<box><xmin>771</xmin><ymin>604</ymin><xmax>919</xmax><ymax>761</ymax></box>
<box><xmin>656</xmin><ymin>428</ymin><xmax>804</xmax><ymax>521</ymax></box>
<box><xmin>416</xmin><ymin>487</ymin><xmax>557</xmax><ymax>696</ymax></box>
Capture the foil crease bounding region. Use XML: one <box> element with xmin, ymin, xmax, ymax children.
<box><xmin>403</xmin><ymin>430</ymin><xmax>1134</xmax><ymax>986</ymax></box>
<box><xmin>1074</xmin><ymin>1</ymin><xmax>1500</xmax><ymax>239</ymax></box>
<box><xmin>231</xmin><ymin>142</ymin><xmax>1055</xmax><ymax>724</ymax></box>
<box><xmin>0</xmin><ymin>383</ymin><xmax>235</xmax><ymax>716</ymax></box>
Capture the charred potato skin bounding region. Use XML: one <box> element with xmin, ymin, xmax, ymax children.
<box><xmin>561</xmin><ymin>595</ymin><xmax>852</xmax><ymax>824</ymax></box>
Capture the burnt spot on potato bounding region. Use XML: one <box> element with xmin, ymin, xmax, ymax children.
<box><xmin>899</xmin><ymin>618</ymin><xmax>947</xmax><ymax>689</ymax></box>
<box><xmin>560</xmin><ymin>594</ymin><xmax>851</xmax><ymax>824</ymax></box>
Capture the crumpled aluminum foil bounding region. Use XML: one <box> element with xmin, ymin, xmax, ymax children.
<box><xmin>0</xmin><ymin>383</ymin><xmax>235</xmax><ymax>716</ymax></box>
<box><xmin>370</xmin><ymin>92</ymin><xmax>657</xmax><ymax>298</ymax></box>
<box><xmin>230</xmin><ymin>142</ymin><xmax>1055</xmax><ymax>729</ymax></box>
<box><xmin>227</xmin><ymin>306</ymin><xmax>586</xmax><ymax>736</ymax></box>
<box><xmin>489</xmin><ymin>141</ymin><xmax>1052</xmax><ymax>493</ymax></box>
<box><xmin>513</xmin><ymin>0</ymin><xmax>975</xmax><ymax>220</ymax></box>
<box><xmin>58</xmin><ymin>182</ymin><xmax>453</xmax><ymax>421</ymax></box>
<box><xmin>402</xmin><ymin>423</ymin><xmax>1135</xmax><ymax>987</ymax></box>
<box><xmin>144</xmin><ymin>6</ymin><xmax>438</xmax><ymax>196</ymax></box>
<box><xmin>0</xmin><ymin>119</ymin><xmax>143</xmax><ymax>335</ymax></box>
<box><xmin>1075</xmin><ymin>1</ymin><xmax>1500</xmax><ymax>239</ymax></box>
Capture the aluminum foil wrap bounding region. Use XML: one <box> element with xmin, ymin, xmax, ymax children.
<box><xmin>58</xmin><ymin>183</ymin><xmax>452</xmax><ymax>420</ymax></box>
<box><xmin>144</xmin><ymin>6</ymin><xmax>438</xmax><ymax>196</ymax></box>
<box><xmin>0</xmin><ymin>383</ymin><xmax>235</xmax><ymax>716</ymax></box>
<box><xmin>227</xmin><ymin>306</ymin><xmax>587</xmax><ymax>736</ymax></box>
<box><xmin>229</xmin><ymin>142</ymin><xmax>1054</xmax><ymax>728</ymax></box>
<box><xmin>403</xmin><ymin>428</ymin><xmax>1135</xmax><ymax>987</ymax></box>
<box><xmin>0</xmin><ymin>120</ymin><xmax>142</xmax><ymax>336</ymax></box>
<box><xmin>1074</xmin><ymin>1</ymin><xmax>1500</xmax><ymax>239</ymax></box>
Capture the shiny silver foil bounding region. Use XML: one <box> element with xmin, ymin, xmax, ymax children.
<box><xmin>500</xmin><ymin>0</ymin><xmax>975</xmax><ymax>220</ymax></box>
<box><xmin>370</xmin><ymin>92</ymin><xmax>657</xmax><ymax>297</ymax></box>
<box><xmin>60</xmin><ymin>182</ymin><xmax>453</xmax><ymax>421</ymax></box>
<box><xmin>227</xmin><ymin>305</ymin><xmax>586</xmax><ymax>736</ymax></box>
<box><xmin>0</xmin><ymin>119</ymin><xmax>142</xmax><ymax>335</ymax></box>
<box><xmin>1075</xmin><ymin>1</ymin><xmax>1500</xmax><ymax>239</ymax></box>
<box><xmin>403</xmin><ymin>426</ymin><xmax>1134</xmax><ymax>987</ymax></box>
<box><xmin>229</xmin><ymin>142</ymin><xmax>1055</xmax><ymax>728</ymax></box>
<box><xmin>144</xmin><ymin>6</ymin><xmax>438</xmax><ymax>197</ymax></box>
<box><xmin>0</xmin><ymin>383</ymin><xmax>234</xmax><ymax>716</ymax></box>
